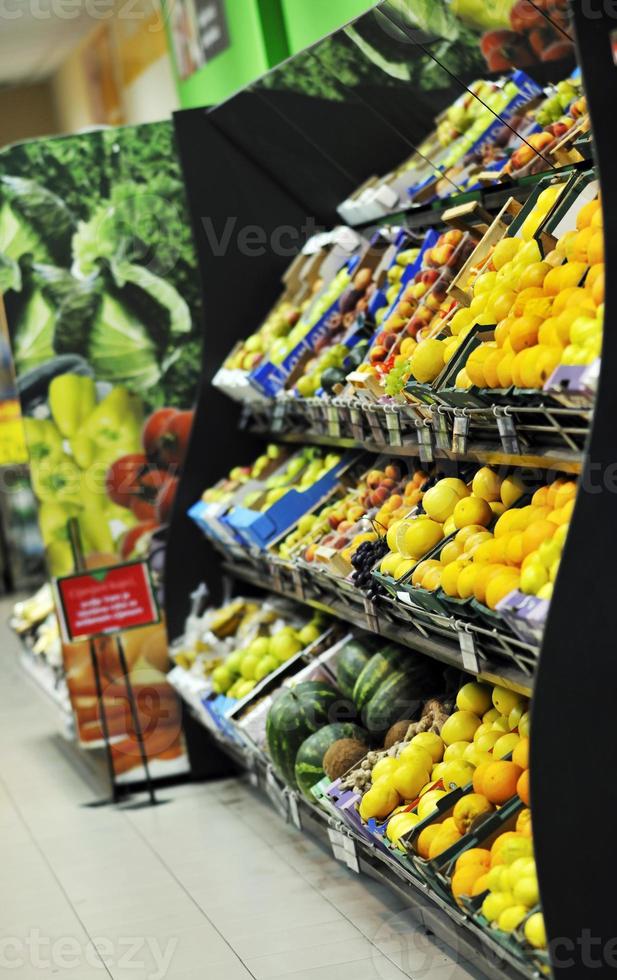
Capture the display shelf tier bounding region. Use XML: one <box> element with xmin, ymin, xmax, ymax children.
<box><xmin>177</xmin><ymin>690</ymin><xmax>537</xmax><ymax>980</ymax></box>
<box><xmin>220</xmin><ymin>561</ymin><xmax>534</xmax><ymax>697</ymax></box>
<box><xmin>243</xmin><ymin>397</ymin><xmax>589</xmax><ymax>475</ymax></box>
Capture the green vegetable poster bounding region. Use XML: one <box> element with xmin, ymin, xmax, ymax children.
<box><xmin>0</xmin><ymin>123</ymin><xmax>203</xmax><ymax>778</ymax></box>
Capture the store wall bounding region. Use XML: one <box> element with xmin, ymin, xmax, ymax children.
<box><xmin>51</xmin><ymin>12</ymin><xmax>178</xmax><ymax>134</ymax></box>
<box><xmin>280</xmin><ymin>0</ymin><xmax>377</xmax><ymax>53</ymax></box>
<box><xmin>0</xmin><ymin>83</ymin><xmax>59</xmax><ymax>147</ymax></box>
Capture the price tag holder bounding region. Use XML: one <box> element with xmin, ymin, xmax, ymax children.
<box><xmin>386</xmin><ymin>411</ymin><xmax>402</xmax><ymax>448</ymax></box>
<box><xmin>496</xmin><ymin>414</ymin><xmax>520</xmax><ymax>455</ymax></box>
<box><xmin>350</xmin><ymin>405</ymin><xmax>364</xmax><ymax>443</ymax></box>
<box><xmin>287</xmin><ymin>791</ymin><xmax>302</xmax><ymax>831</ymax></box>
<box><xmin>363</xmin><ymin>596</ymin><xmax>380</xmax><ymax>633</ymax></box>
<box><xmin>244</xmin><ymin>752</ymin><xmax>259</xmax><ymax>788</ymax></box>
<box><xmin>416</xmin><ymin>422</ymin><xmax>433</xmax><ymax>464</ymax></box>
<box><xmin>265</xmin><ymin>766</ymin><xmax>290</xmax><ymax>820</ymax></box>
<box><xmin>367</xmin><ymin>412</ymin><xmax>387</xmax><ymax>447</ymax></box>
<box><xmin>326</xmin><ymin>404</ymin><xmax>341</xmax><ymax>440</ymax></box>
<box><xmin>271</xmin><ymin>401</ymin><xmax>286</xmax><ymax>434</ymax></box>
<box><xmin>271</xmin><ymin>564</ymin><xmax>283</xmax><ymax>593</ymax></box>
<box><xmin>238</xmin><ymin>404</ymin><xmax>252</xmax><ymax>431</ymax></box>
<box><xmin>459</xmin><ymin>629</ymin><xmax>479</xmax><ymax>673</ymax></box>
<box><xmin>452</xmin><ymin>414</ymin><xmax>470</xmax><ymax>455</ymax></box>
<box><xmin>432</xmin><ymin>409</ymin><xmax>451</xmax><ymax>453</ymax></box>
<box><xmin>328</xmin><ymin>828</ymin><xmax>360</xmax><ymax>873</ymax></box>
<box><xmin>291</xmin><ymin>567</ymin><xmax>305</xmax><ymax>600</ymax></box>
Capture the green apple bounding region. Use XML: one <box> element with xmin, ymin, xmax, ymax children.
<box><xmin>240</xmin><ymin>653</ymin><xmax>260</xmax><ymax>680</ymax></box>
<box><xmin>212</xmin><ymin>665</ymin><xmax>234</xmax><ymax>695</ymax></box>
<box><xmin>255</xmin><ymin>654</ymin><xmax>279</xmax><ymax>681</ymax></box>
<box><xmin>226</xmin><ymin>651</ymin><xmax>244</xmax><ymax>675</ymax></box>
<box><xmin>570</xmin><ymin>315</ymin><xmax>599</xmax><ymax>347</ymax></box>
<box><xmin>270</xmin><ymin>633</ymin><xmax>303</xmax><ymax>663</ymax></box>
<box><xmin>298</xmin><ymin>623</ymin><xmax>321</xmax><ymax>647</ymax></box>
<box><xmin>236</xmin><ymin>679</ymin><xmax>257</xmax><ymax>699</ymax></box>
<box><xmin>248</xmin><ymin>637</ymin><xmax>270</xmax><ymax>659</ymax></box>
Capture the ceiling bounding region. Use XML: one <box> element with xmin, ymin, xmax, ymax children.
<box><xmin>0</xmin><ymin>2</ymin><xmax>97</xmax><ymax>87</ymax></box>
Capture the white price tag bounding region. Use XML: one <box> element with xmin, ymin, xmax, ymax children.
<box><xmin>396</xmin><ymin>590</ymin><xmax>414</xmax><ymax>607</ymax></box>
<box><xmin>459</xmin><ymin>630</ymin><xmax>479</xmax><ymax>674</ymax></box>
<box><xmin>287</xmin><ymin>791</ymin><xmax>302</xmax><ymax>831</ymax></box>
<box><xmin>327</xmin><ymin>404</ymin><xmax>341</xmax><ymax>439</ymax></box>
<box><xmin>328</xmin><ymin>829</ymin><xmax>360</xmax><ymax>872</ymax></box>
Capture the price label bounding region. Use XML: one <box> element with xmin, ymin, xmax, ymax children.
<box><xmin>432</xmin><ymin>409</ymin><xmax>451</xmax><ymax>452</ymax></box>
<box><xmin>386</xmin><ymin>410</ymin><xmax>402</xmax><ymax>448</ymax></box>
<box><xmin>452</xmin><ymin>414</ymin><xmax>470</xmax><ymax>455</ymax></box>
<box><xmin>271</xmin><ymin>564</ymin><xmax>283</xmax><ymax>593</ymax></box>
<box><xmin>327</xmin><ymin>828</ymin><xmax>360</xmax><ymax>873</ymax></box>
<box><xmin>271</xmin><ymin>401</ymin><xmax>286</xmax><ymax>433</ymax></box>
<box><xmin>496</xmin><ymin>414</ymin><xmax>520</xmax><ymax>455</ymax></box>
<box><xmin>459</xmin><ymin>630</ymin><xmax>479</xmax><ymax>673</ymax></box>
<box><xmin>265</xmin><ymin>766</ymin><xmax>290</xmax><ymax>820</ymax></box>
<box><xmin>327</xmin><ymin>404</ymin><xmax>341</xmax><ymax>440</ymax></box>
<box><xmin>367</xmin><ymin>412</ymin><xmax>387</xmax><ymax>446</ymax></box>
<box><xmin>363</xmin><ymin>596</ymin><xmax>380</xmax><ymax>633</ymax></box>
<box><xmin>350</xmin><ymin>405</ymin><xmax>364</xmax><ymax>443</ymax></box>
<box><xmin>416</xmin><ymin>422</ymin><xmax>433</xmax><ymax>464</ymax></box>
<box><xmin>291</xmin><ymin>567</ymin><xmax>305</xmax><ymax>600</ymax></box>
<box><xmin>287</xmin><ymin>791</ymin><xmax>302</xmax><ymax>831</ymax></box>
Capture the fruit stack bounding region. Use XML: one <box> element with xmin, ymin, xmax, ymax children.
<box><xmin>224</xmin><ymin>299</ymin><xmax>303</xmax><ymax>374</ymax></box>
<box><xmin>437</xmin><ymin>475</ymin><xmax>575</xmax><ymax>609</ymax></box>
<box><xmin>347</xmin><ymin>681</ymin><xmax>530</xmax><ymax>849</ymax></box>
<box><xmin>202</xmin><ymin>445</ymin><xmax>286</xmax><ymax>506</ymax></box>
<box><xmin>454</xmin><ymin>193</ymin><xmax>604</xmax><ymax>390</ymax></box>
<box><xmin>378</xmin><ymin>466</ymin><xmax>508</xmax><ymax>586</ymax></box>
<box><xmin>276</xmin><ymin>461</ymin><xmax>429</xmax><ymax>575</ymax></box>
<box><xmin>356</xmin><ymin>230</ymin><xmax>476</xmax><ymax>396</ymax></box>
<box><xmin>211</xmin><ymin>613</ymin><xmax>326</xmax><ymax>700</ymax></box>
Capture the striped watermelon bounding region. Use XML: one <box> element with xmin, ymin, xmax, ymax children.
<box><xmin>294</xmin><ymin>723</ymin><xmax>367</xmax><ymax>798</ymax></box>
<box><xmin>266</xmin><ymin>681</ymin><xmax>338</xmax><ymax>789</ymax></box>
<box><xmin>336</xmin><ymin>640</ymin><xmax>372</xmax><ymax>700</ymax></box>
<box><xmin>352</xmin><ymin>645</ymin><xmax>406</xmax><ymax>711</ymax></box>
<box><xmin>364</xmin><ymin>671</ymin><xmax>424</xmax><ymax>734</ymax></box>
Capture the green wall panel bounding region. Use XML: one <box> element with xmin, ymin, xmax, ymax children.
<box><xmin>281</xmin><ymin>0</ymin><xmax>378</xmax><ymax>54</ymax></box>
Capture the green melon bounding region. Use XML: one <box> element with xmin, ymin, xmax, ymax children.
<box><xmin>352</xmin><ymin>644</ymin><xmax>406</xmax><ymax>711</ymax></box>
<box><xmin>294</xmin><ymin>723</ymin><xmax>368</xmax><ymax>798</ymax></box>
<box><xmin>266</xmin><ymin>681</ymin><xmax>339</xmax><ymax>789</ymax></box>
<box><xmin>336</xmin><ymin>640</ymin><xmax>372</xmax><ymax>700</ymax></box>
<box><xmin>364</xmin><ymin>670</ymin><xmax>423</xmax><ymax>735</ymax></box>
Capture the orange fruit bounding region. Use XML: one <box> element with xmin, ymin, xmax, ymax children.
<box><xmin>518</xmin><ymin>262</ymin><xmax>551</xmax><ymax>290</ymax></box>
<box><xmin>429</xmin><ymin>827</ymin><xmax>462</xmax><ymax>860</ymax></box>
<box><xmin>492</xmin><ymin>291</ymin><xmax>517</xmax><ymax>322</ymax></box>
<box><xmin>522</xmin><ymin>519</ymin><xmax>558</xmax><ymax>557</ymax></box>
<box><xmin>466</xmin><ymin>345</ymin><xmax>495</xmax><ymax>388</ymax></box>
<box><xmin>496</xmin><ymin>350</ymin><xmax>515</xmax><ymax>388</ymax></box>
<box><xmin>485</xmin><ymin>570</ymin><xmax>520</xmax><ymax>610</ymax></box>
<box><xmin>505</xmin><ymin>532</ymin><xmax>524</xmax><ymax>566</ymax></box>
<box><xmin>456</xmin><ymin>848</ymin><xmax>491</xmax><ymax>871</ymax></box>
<box><xmin>512</xmin><ymin>737</ymin><xmax>530</xmax><ymax>770</ymax></box>
<box><xmin>495</xmin><ymin>317</ymin><xmax>514</xmax><ymax>348</ymax></box>
<box><xmin>482</xmin><ymin>761</ymin><xmax>523</xmax><ymax>805</ymax></box>
<box><xmin>510</xmin><ymin>316</ymin><xmax>542</xmax><ymax>352</ymax></box>
<box><xmin>588</xmin><ymin>231</ymin><xmax>604</xmax><ymax>266</ymax></box>
<box><xmin>586</xmin><ymin>263</ymin><xmax>604</xmax><ymax>292</ymax></box>
<box><xmin>576</xmin><ymin>199</ymin><xmax>600</xmax><ymax>230</ymax></box>
<box><xmin>452</xmin><ymin>864</ymin><xmax>487</xmax><ymax>905</ymax></box>
<box><xmin>570</xmin><ymin>226</ymin><xmax>594</xmax><ymax>264</ymax></box>
<box><xmin>544</xmin><ymin>262</ymin><xmax>587</xmax><ymax>296</ymax></box>
<box><xmin>416</xmin><ymin>824</ymin><xmax>441</xmax><ymax>860</ymax></box>
<box><xmin>453</xmin><ymin>795</ymin><xmax>495</xmax><ymax>834</ymax></box>
<box><xmin>517</xmin><ymin>769</ymin><xmax>530</xmax><ymax>806</ymax></box>
<box><xmin>532</xmin><ymin>487</ymin><xmax>549</xmax><ymax>507</ymax></box>
<box><xmin>483</xmin><ymin>348</ymin><xmax>508</xmax><ymax>388</ymax></box>
<box><xmin>472</xmin><ymin>873</ymin><xmax>491</xmax><ymax>897</ymax></box>
<box><xmin>592</xmin><ymin>271</ymin><xmax>605</xmax><ymax>307</ymax></box>
<box><xmin>513</xmin><ymin>288</ymin><xmax>544</xmax><ymax>318</ymax></box>
<box><xmin>473</xmin><ymin>761</ymin><xmax>493</xmax><ymax>795</ymax></box>
<box><xmin>516</xmin><ymin>808</ymin><xmax>533</xmax><ymax>838</ymax></box>
<box><xmin>552</xmin><ymin>286</ymin><xmax>585</xmax><ymax>315</ymax></box>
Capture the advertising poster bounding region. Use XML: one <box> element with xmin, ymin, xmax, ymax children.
<box><xmin>0</xmin><ymin>123</ymin><xmax>203</xmax><ymax>781</ymax></box>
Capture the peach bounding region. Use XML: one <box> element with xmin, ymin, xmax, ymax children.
<box><xmin>366</xmin><ymin>469</ymin><xmax>384</xmax><ymax>489</ymax></box>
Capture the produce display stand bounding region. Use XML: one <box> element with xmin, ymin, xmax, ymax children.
<box><xmin>166</xmin><ymin>3</ymin><xmax>611</xmax><ymax>976</ymax></box>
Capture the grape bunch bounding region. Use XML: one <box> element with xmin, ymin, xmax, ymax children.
<box><xmin>351</xmin><ymin>536</ymin><xmax>389</xmax><ymax>600</ymax></box>
<box><xmin>385</xmin><ymin>357</ymin><xmax>412</xmax><ymax>397</ymax></box>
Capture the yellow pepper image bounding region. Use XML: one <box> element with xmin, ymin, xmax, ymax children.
<box><xmin>49</xmin><ymin>374</ymin><xmax>96</xmax><ymax>439</ymax></box>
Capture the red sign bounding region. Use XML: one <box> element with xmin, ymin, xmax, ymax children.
<box><xmin>56</xmin><ymin>561</ymin><xmax>160</xmax><ymax>642</ymax></box>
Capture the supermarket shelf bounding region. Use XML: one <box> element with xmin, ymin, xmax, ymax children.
<box><xmin>221</xmin><ymin>561</ymin><xmax>534</xmax><ymax>697</ymax></box>
<box><xmin>17</xmin><ymin>645</ymin><xmax>74</xmax><ymax>740</ymax></box>
<box><xmin>263</xmin><ymin>427</ymin><xmax>583</xmax><ymax>475</ymax></box>
<box><xmin>178</xmin><ymin>695</ymin><xmax>535</xmax><ymax>980</ymax></box>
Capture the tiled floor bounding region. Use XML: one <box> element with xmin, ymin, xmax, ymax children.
<box><xmin>0</xmin><ymin>603</ymin><xmax>484</xmax><ymax>980</ymax></box>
